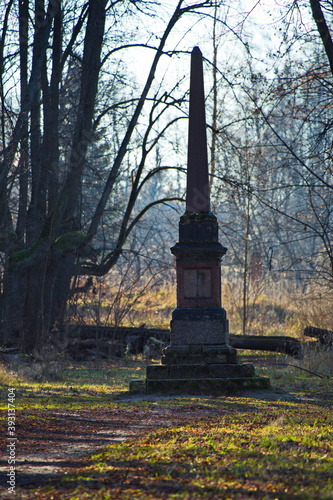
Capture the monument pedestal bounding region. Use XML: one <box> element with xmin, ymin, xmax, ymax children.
<box><xmin>130</xmin><ymin>307</ymin><xmax>270</xmax><ymax>395</ymax></box>
<box><xmin>144</xmin><ymin>375</ymin><xmax>271</xmax><ymax>395</ymax></box>
<box><xmin>129</xmin><ymin>230</ymin><xmax>270</xmax><ymax>395</ymax></box>
<box><xmin>142</xmin><ymin>309</ymin><xmax>270</xmax><ymax>395</ymax></box>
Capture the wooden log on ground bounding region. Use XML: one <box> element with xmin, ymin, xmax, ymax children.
<box><xmin>303</xmin><ymin>326</ymin><xmax>333</xmax><ymax>346</ymax></box>
<box><xmin>64</xmin><ymin>324</ymin><xmax>170</xmax><ymax>342</ymax></box>
<box><xmin>64</xmin><ymin>324</ymin><xmax>308</xmax><ymax>358</ymax></box>
<box><xmin>68</xmin><ymin>338</ymin><xmax>125</xmax><ymax>359</ymax></box>
<box><xmin>64</xmin><ymin>324</ymin><xmax>170</xmax><ymax>356</ymax></box>
<box><xmin>229</xmin><ymin>334</ymin><xmax>302</xmax><ymax>357</ymax></box>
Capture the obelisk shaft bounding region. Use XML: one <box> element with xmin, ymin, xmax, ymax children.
<box><xmin>186</xmin><ymin>46</ymin><xmax>210</xmax><ymax>213</ymax></box>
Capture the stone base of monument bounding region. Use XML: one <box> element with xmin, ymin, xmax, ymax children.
<box><xmin>144</xmin><ymin>376</ymin><xmax>271</xmax><ymax>395</ymax></box>
<box><xmin>129</xmin><ymin>372</ymin><xmax>270</xmax><ymax>395</ymax></box>
<box><xmin>161</xmin><ymin>343</ymin><xmax>237</xmax><ymax>365</ymax></box>
<box><xmin>129</xmin><ymin>343</ymin><xmax>271</xmax><ymax>395</ymax></box>
<box><xmin>129</xmin><ymin>308</ymin><xmax>270</xmax><ymax>395</ymax></box>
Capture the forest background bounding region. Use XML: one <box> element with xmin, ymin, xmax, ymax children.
<box><xmin>0</xmin><ymin>0</ymin><xmax>332</xmax><ymax>353</ymax></box>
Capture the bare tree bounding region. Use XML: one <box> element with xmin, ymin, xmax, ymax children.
<box><xmin>0</xmin><ymin>0</ymin><xmax>213</xmax><ymax>352</ymax></box>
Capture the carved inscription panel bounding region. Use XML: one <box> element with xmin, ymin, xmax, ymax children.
<box><xmin>183</xmin><ymin>268</ymin><xmax>212</xmax><ymax>299</ymax></box>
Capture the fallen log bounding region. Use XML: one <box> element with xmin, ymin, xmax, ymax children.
<box><xmin>63</xmin><ymin>324</ymin><xmax>312</xmax><ymax>359</ymax></box>
<box><xmin>64</xmin><ymin>323</ymin><xmax>170</xmax><ymax>342</ymax></box>
<box><xmin>229</xmin><ymin>334</ymin><xmax>302</xmax><ymax>357</ymax></box>
<box><xmin>303</xmin><ymin>326</ymin><xmax>333</xmax><ymax>346</ymax></box>
<box><xmin>67</xmin><ymin>339</ymin><xmax>125</xmax><ymax>360</ymax></box>
<box><xmin>63</xmin><ymin>324</ymin><xmax>170</xmax><ymax>357</ymax></box>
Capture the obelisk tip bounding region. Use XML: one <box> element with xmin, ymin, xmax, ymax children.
<box><xmin>186</xmin><ymin>45</ymin><xmax>210</xmax><ymax>212</ymax></box>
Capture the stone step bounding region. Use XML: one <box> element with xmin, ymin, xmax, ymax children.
<box><xmin>145</xmin><ymin>377</ymin><xmax>271</xmax><ymax>395</ymax></box>
<box><xmin>162</xmin><ymin>343</ymin><xmax>237</xmax><ymax>365</ymax></box>
<box><xmin>147</xmin><ymin>363</ymin><xmax>255</xmax><ymax>380</ymax></box>
<box><xmin>129</xmin><ymin>376</ymin><xmax>271</xmax><ymax>395</ymax></box>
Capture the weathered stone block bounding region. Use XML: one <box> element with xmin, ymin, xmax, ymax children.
<box><xmin>145</xmin><ymin>376</ymin><xmax>271</xmax><ymax>395</ymax></box>
<box><xmin>161</xmin><ymin>344</ymin><xmax>237</xmax><ymax>365</ymax></box>
<box><xmin>129</xmin><ymin>379</ymin><xmax>146</xmax><ymax>393</ymax></box>
<box><xmin>178</xmin><ymin>212</ymin><xmax>219</xmax><ymax>242</ymax></box>
<box><xmin>146</xmin><ymin>363</ymin><xmax>255</xmax><ymax>380</ymax></box>
<box><xmin>171</xmin><ymin>319</ymin><xmax>228</xmax><ymax>344</ymax></box>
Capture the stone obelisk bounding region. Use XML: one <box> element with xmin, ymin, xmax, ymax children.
<box><xmin>165</xmin><ymin>46</ymin><xmax>232</xmax><ymax>357</ymax></box>
<box><xmin>131</xmin><ymin>47</ymin><xmax>270</xmax><ymax>395</ymax></box>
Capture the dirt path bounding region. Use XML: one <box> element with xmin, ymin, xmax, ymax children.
<box><xmin>2</xmin><ymin>396</ymin><xmax>245</xmax><ymax>496</ymax></box>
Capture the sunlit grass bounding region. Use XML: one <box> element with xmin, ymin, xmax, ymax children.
<box><xmin>1</xmin><ymin>351</ymin><xmax>333</xmax><ymax>498</ymax></box>
<box><xmin>33</xmin><ymin>397</ymin><xmax>333</xmax><ymax>499</ymax></box>
<box><xmin>0</xmin><ymin>356</ymin><xmax>150</xmax><ymax>411</ymax></box>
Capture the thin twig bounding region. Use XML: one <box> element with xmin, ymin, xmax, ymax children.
<box><xmin>274</xmin><ymin>363</ymin><xmax>330</xmax><ymax>379</ymax></box>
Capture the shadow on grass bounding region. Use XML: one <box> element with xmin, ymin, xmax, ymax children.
<box><xmin>18</xmin><ymin>455</ymin><xmax>333</xmax><ymax>499</ymax></box>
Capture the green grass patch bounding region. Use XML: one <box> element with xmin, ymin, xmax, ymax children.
<box><xmin>32</xmin><ymin>397</ymin><xmax>333</xmax><ymax>499</ymax></box>
<box><xmin>1</xmin><ymin>354</ymin><xmax>333</xmax><ymax>498</ymax></box>
<box><xmin>0</xmin><ymin>356</ymin><xmax>151</xmax><ymax>411</ymax></box>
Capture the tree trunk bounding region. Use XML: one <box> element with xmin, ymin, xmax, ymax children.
<box><xmin>21</xmin><ymin>252</ymin><xmax>74</xmax><ymax>352</ymax></box>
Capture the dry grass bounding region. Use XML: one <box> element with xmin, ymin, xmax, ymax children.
<box><xmin>64</xmin><ymin>276</ymin><xmax>333</xmax><ymax>378</ymax></box>
<box><xmin>125</xmin><ymin>284</ymin><xmax>176</xmax><ymax>328</ymax></box>
<box><xmin>0</xmin><ymin>362</ymin><xmax>19</xmax><ymax>387</ymax></box>
<box><xmin>298</xmin><ymin>343</ymin><xmax>333</xmax><ymax>378</ymax></box>
<box><xmin>68</xmin><ymin>271</ymin><xmax>176</xmax><ymax>329</ymax></box>
<box><xmin>221</xmin><ymin>279</ymin><xmax>333</xmax><ymax>337</ymax></box>
<box><xmin>67</xmin><ymin>277</ymin><xmax>332</xmax><ymax>337</ymax></box>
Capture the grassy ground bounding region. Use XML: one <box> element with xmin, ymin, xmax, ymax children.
<box><xmin>70</xmin><ymin>403</ymin><xmax>333</xmax><ymax>500</ymax></box>
<box><xmin>1</xmin><ymin>352</ymin><xmax>333</xmax><ymax>499</ymax></box>
<box><xmin>0</xmin><ymin>356</ymin><xmax>151</xmax><ymax>410</ymax></box>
